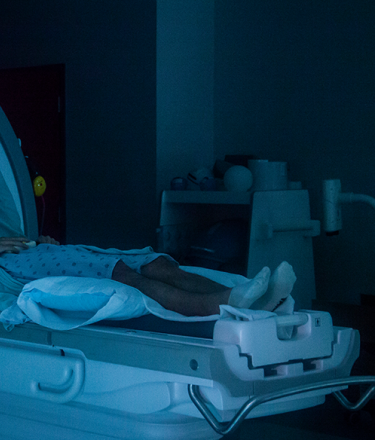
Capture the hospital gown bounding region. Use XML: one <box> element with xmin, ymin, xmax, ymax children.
<box><xmin>0</xmin><ymin>244</ymin><xmax>176</xmax><ymax>283</ymax></box>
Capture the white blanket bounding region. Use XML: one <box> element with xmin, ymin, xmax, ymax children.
<box><xmin>0</xmin><ymin>267</ymin><xmax>27</xmax><ymax>311</ymax></box>
<box><xmin>0</xmin><ymin>266</ymin><xmax>294</xmax><ymax>331</ymax></box>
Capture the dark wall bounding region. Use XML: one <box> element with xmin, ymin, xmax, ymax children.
<box><xmin>0</xmin><ymin>0</ymin><xmax>157</xmax><ymax>249</ymax></box>
<box><xmin>214</xmin><ymin>0</ymin><xmax>375</xmax><ymax>303</ymax></box>
<box><xmin>156</xmin><ymin>0</ymin><xmax>214</xmax><ymax>194</ymax></box>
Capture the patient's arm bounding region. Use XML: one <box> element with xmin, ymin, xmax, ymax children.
<box><xmin>0</xmin><ymin>236</ymin><xmax>29</xmax><ymax>254</ymax></box>
<box><xmin>0</xmin><ymin>235</ymin><xmax>60</xmax><ymax>254</ymax></box>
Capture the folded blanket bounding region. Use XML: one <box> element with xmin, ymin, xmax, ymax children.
<box><xmin>0</xmin><ymin>267</ymin><xmax>27</xmax><ymax>312</ymax></box>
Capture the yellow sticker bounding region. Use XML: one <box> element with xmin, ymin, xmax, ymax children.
<box><xmin>33</xmin><ymin>176</ymin><xmax>46</xmax><ymax>197</ymax></box>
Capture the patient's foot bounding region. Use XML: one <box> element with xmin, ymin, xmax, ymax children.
<box><xmin>228</xmin><ymin>267</ymin><xmax>271</xmax><ymax>309</ymax></box>
<box><xmin>251</xmin><ymin>261</ymin><xmax>296</xmax><ymax>312</ymax></box>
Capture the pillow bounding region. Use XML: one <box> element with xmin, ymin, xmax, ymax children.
<box><xmin>22</xmin><ymin>277</ymin><xmax>128</xmax><ymax>311</ymax></box>
<box><xmin>16</xmin><ymin>276</ymin><xmax>149</xmax><ymax>330</ymax></box>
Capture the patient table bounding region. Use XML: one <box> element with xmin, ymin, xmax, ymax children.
<box><xmin>0</xmin><ymin>107</ymin><xmax>374</xmax><ymax>440</ymax></box>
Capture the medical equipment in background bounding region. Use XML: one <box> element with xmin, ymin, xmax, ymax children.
<box><xmin>323</xmin><ymin>179</ymin><xmax>375</xmax><ymax>235</ymax></box>
<box><xmin>187</xmin><ymin>167</ymin><xmax>217</xmax><ymax>191</ymax></box>
<box><xmin>1</xmin><ymin>106</ymin><xmax>375</xmax><ymax>440</ymax></box>
<box><xmin>248</xmin><ymin>160</ymin><xmax>288</xmax><ymax>192</ymax></box>
<box><xmin>160</xmin><ymin>158</ymin><xmax>318</xmax><ymax>308</ymax></box>
<box><xmin>158</xmin><ymin>188</ymin><xmax>320</xmax><ymax>310</ymax></box>
<box><xmin>184</xmin><ymin>219</ymin><xmax>249</xmax><ymax>274</ymax></box>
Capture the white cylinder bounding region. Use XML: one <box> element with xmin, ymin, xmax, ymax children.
<box><xmin>322</xmin><ymin>179</ymin><xmax>342</xmax><ymax>234</ymax></box>
<box><xmin>248</xmin><ymin>160</ymin><xmax>288</xmax><ymax>191</ymax></box>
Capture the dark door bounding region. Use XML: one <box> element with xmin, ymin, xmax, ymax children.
<box><xmin>0</xmin><ymin>64</ymin><xmax>66</xmax><ymax>243</ymax></box>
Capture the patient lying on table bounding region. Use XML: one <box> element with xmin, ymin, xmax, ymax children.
<box><xmin>0</xmin><ymin>236</ymin><xmax>296</xmax><ymax>317</ymax></box>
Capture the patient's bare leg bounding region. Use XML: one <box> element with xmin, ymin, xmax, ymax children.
<box><xmin>112</xmin><ymin>260</ymin><xmax>229</xmax><ymax>316</ymax></box>
<box><xmin>142</xmin><ymin>258</ymin><xmax>276</xmax><ymax>311</ymax></box>
<box><xmin>111</xmin><ymin>258</ymin><xmax>292</xmax><ymax>316</ymax></box>
<box><xmin>140</xmin><ymin>257</ymin><xmax>228</xmax><ymax>294</ymax></box>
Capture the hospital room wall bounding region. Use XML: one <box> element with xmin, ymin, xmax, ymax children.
<box><xmin>0</xmin><ymin>0</ymin><xmax>157</xmax><ymax>250</ymax></box>
<box><xmin>213</xmin><ymin>0</ymin><xmax>375</xmax><ymax>304</ymax></box>
<box><xmin>156</xmin><ymin>0</ymin><xmax>215</xmax><ymax>193</ymax></box>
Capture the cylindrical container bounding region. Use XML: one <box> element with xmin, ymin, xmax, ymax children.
<box><xmin>248</xmin><ymin>160</ymin><xmax>288</xmax><ymax>191</ymax></box>
<box><xmin>322</xmin><ymin>179</ymin><xmax>342</xmax><ymax>234</ymax></box>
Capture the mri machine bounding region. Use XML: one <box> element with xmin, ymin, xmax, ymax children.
<box><xmin>0</xmin><ymin>106</ymin><xmax>374</xmax><ymax>440</ymax></box>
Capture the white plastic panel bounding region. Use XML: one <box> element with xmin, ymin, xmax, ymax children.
<box><xmin>214</xmin><ymin>311</ymin><xmax>334</xmax><ymax>367</ymax></box>
<box><xmin>0</xmin><ymin>339</ymin><xmax>84</xmax><ymax>403</ymax></box>
<box><xmin>248</xmin><ymin>190</ymin><xmax>319</xmax><ymax>309</ymax></box>
<box><xmin>0</xmin><ymin>140</ymin><xmax>24</xmax><ymax>233</ymax></box>
<box><xmin>0</xmin><ymin>107</ymin><xmax>38</xmax><ymax>239</ymax></box>
<box><xmin>0</xmin><ymin>390</ymin><xmax>222</xmax><ymax>440</ymax></box>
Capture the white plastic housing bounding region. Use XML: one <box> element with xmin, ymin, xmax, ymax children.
<box><xmin>322</xmin><ymin>179</ymin><xmax>342</xmax><ymax>234</ymax></box>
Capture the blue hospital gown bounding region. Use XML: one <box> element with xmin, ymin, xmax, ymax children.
<box><xmin>0</xmin><ymin>244</ymin><xmax>175</xmax><ymax>283</ymax></box>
